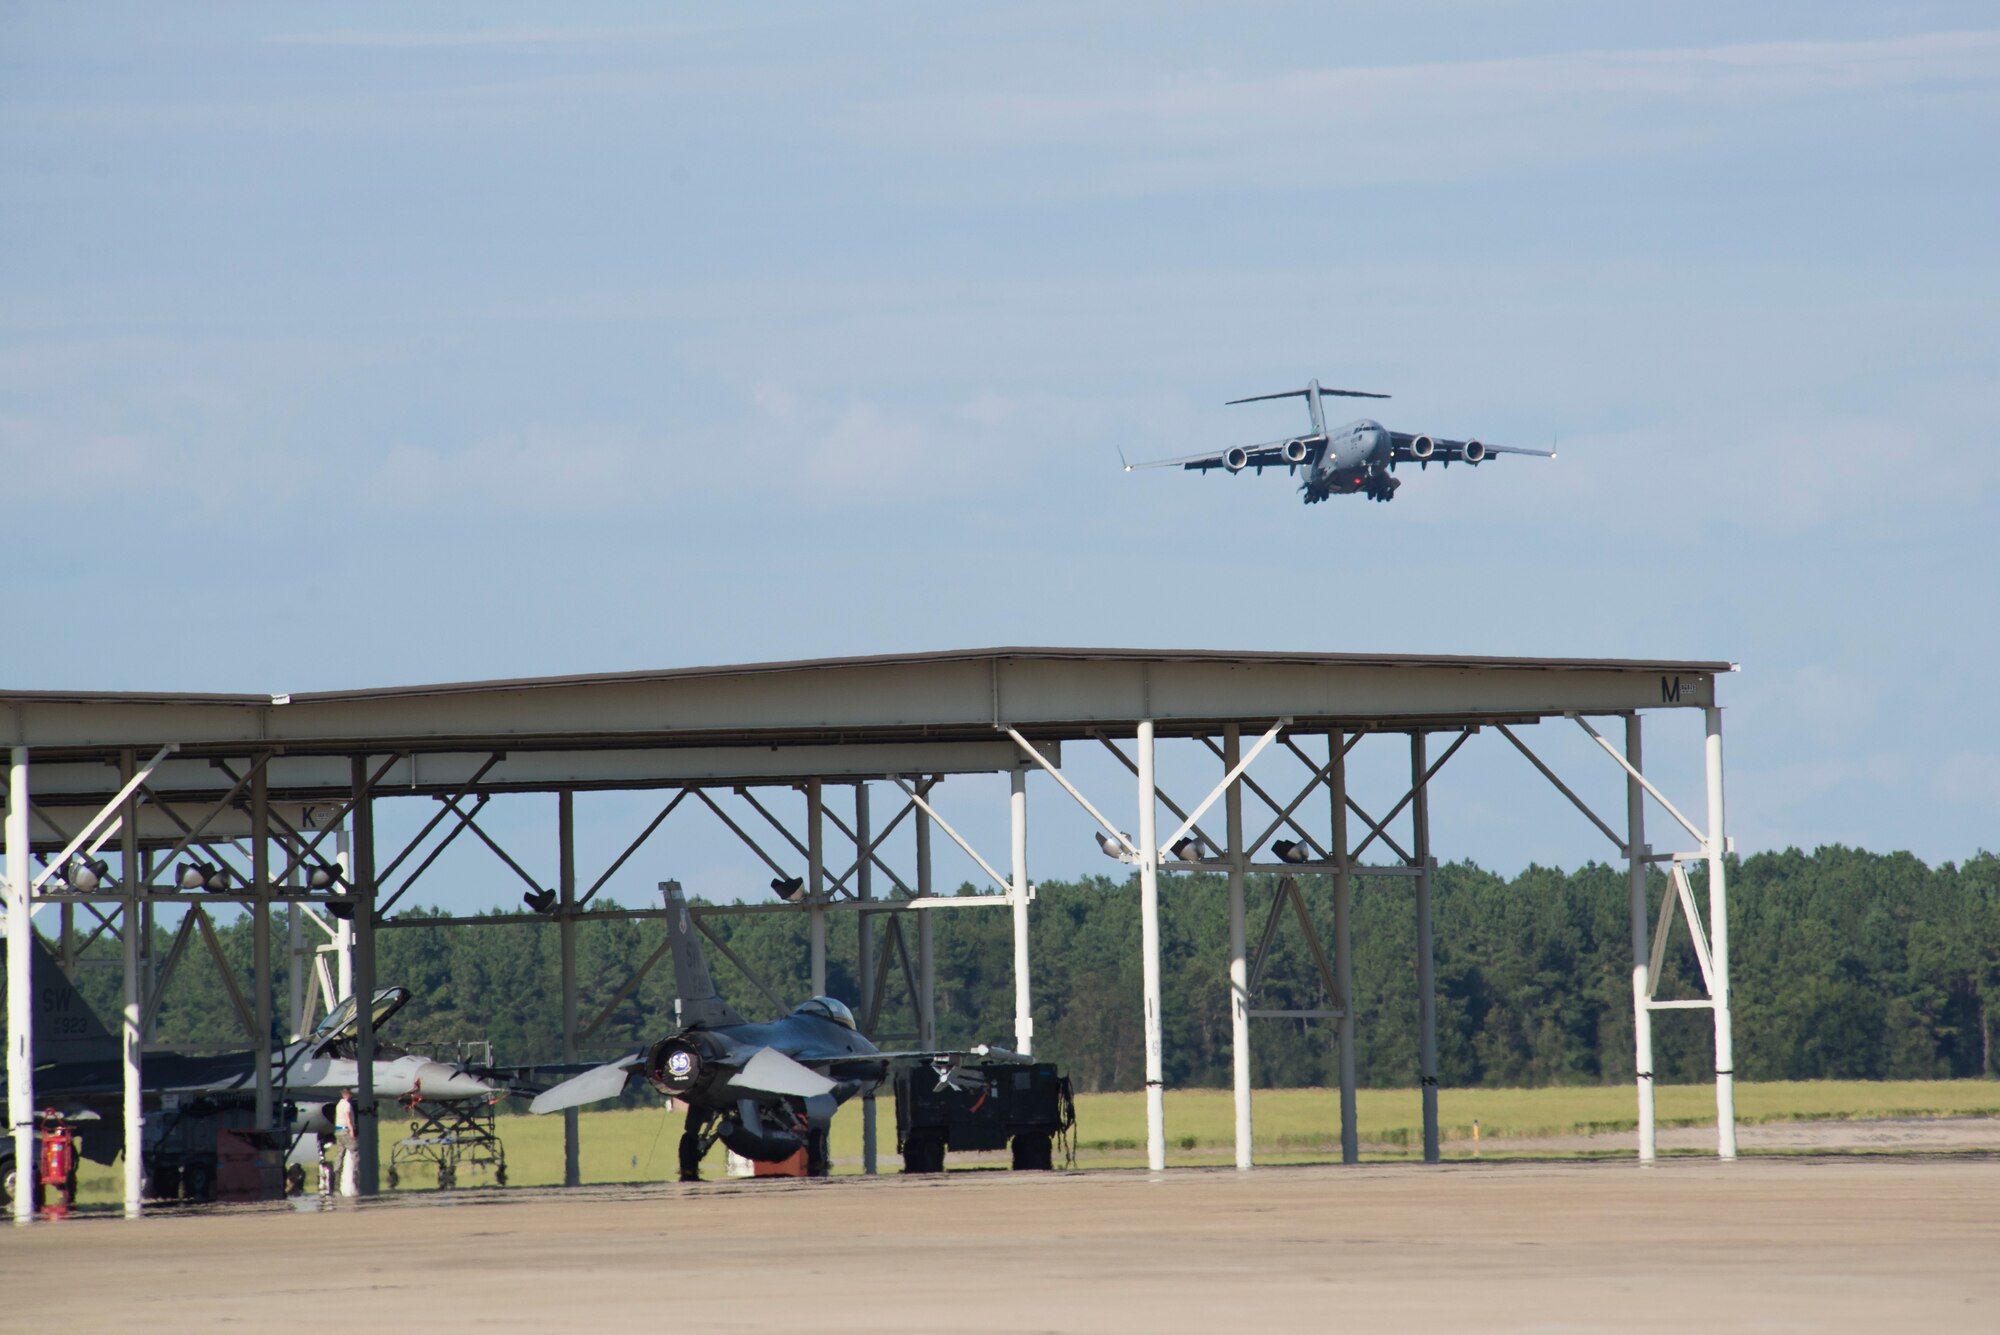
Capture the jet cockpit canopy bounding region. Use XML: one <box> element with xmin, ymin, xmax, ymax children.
<box><xmin>792</xmin><ymin>996</ymin><xmax>857</xmax><ymax>1031</ymax></box>
<box><xmin>310</xmin><ymin>986</ymin><xmax>413</xmax><ymax>1048</ymax></box>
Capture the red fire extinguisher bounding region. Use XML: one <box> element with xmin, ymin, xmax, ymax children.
<box><xmin>38</xmin><ymin>1110</ymin><xmax>77</xmax><ymax>1207</ymax></box>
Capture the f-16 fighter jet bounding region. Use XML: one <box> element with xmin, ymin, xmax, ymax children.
<box><xmin>530</xmin><ymin>881</ymin><xmax>1020</xmax><ymax>1179</ymax></box>
<box><xmin>1124</xmin><ymin>378</ymin><xmax>1554</xmax><ymax>504</ymax></box>
<box><xmin>2</xmin><ymin>936</ymin><xmax>501</xmax><ymax>1200</ymax></box>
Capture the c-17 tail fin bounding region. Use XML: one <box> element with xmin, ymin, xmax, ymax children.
<box><xmin>661</xmin><ymin>881</ymin><xmax>748</xmax><ymax>1030</ymax></box>
<box><xmin>1226</xmin><ymin>382</ymin><xmax>1389</xmax><ymax>405</ymax></box>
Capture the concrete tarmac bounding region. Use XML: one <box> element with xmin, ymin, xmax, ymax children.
<box><xmin>6</xmin><ymin>1158</ymin><xmax>1996</xmax><ymax>1332</ymax></box>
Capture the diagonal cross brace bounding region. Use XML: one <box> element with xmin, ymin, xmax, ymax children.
<box><xmin>1497</xmin><ymin>724</ymin><xmax>1627</xmax><ymax>854</ymax></box>
<box><xmin>693</xmin><ymin>789</ymin><xmax>793</xmax><ymax>881</ymax></box>
<box><xmin>372</xmin><ymin>754</ymin><xmax>506</xmax><ymax>888</ymax></box>
<box><xmin>890</xmin><ymin>778</ymin><xmax>1012</xmax><ymax>895</ymax></box>
<box><xmin>1158</xmin><ymin>718</ymin><xmax>1288</xmax><ymax>857</ymax></box>
<box><xmin>1206</xmin><ymin>736</ymin><xmax>1329</xmax><ymax>860</ymax></box>
<box><xmin>1645</xmin><ymin>860</ymin><xmax>1718</xmax><ymax>1000</ymax></box>
<box><xmin>439</xmin><ymin>796</ymin><xmax>548</xmax><ymax>896</ymax></box>
<box><xmin>1009</xmin><ymin>728</ymin><xmax>1134</xmax><ymax>856</ymax></box>
<box><xmin>1571</xmin><ymin>714</ymin><xmax>1707</xmax><ymax>847</ymax></box>
<box><xmin>375</xmin><ymin>796</ymin><xmax>490</xmax><ymax>917</ymax></box>
<box><xmin>1351</xmin><ymin>730</ymin><xmax>1471</xmax><ymax>862</ymax></box>
<box><xmin>31</xmin><ymin>743</ymin><xmax>179</xmax><ymax>891</ymax></box>
<box><xmin>579</xmin><ymin>790</ymin><xmax>688</xmax><ymax>909</ymax></box>
<box><xmin>1103</xmin><ymin>734</ymin><xmax>1223</xmax><ymax>859</ymax></box>
<box><xmin>826</xmin><ymin>795</ymin><xmax>916</xmax><ymax>898</ymax></box>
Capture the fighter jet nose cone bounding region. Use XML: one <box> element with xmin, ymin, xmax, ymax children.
<box><xmin>414</xmin><ymin>1061</ymin><xmax>497</xmax><ymax>1100</ymax></box>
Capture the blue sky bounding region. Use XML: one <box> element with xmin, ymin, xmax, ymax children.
<box><xmin>4</xmin><ymin>4</ymin><xmax>1996</xmax><ymax>909</ymax></box>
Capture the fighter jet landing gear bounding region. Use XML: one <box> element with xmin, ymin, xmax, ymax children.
<box><xmin>678</xmin><ymin>1109</ymin><xmax>721</xmax><ymax>1182</ymax></box>
<box><xmin>702</xmin><ymin>1099</ymin><xmax>835</xmax><ymax>1179</ymax></box>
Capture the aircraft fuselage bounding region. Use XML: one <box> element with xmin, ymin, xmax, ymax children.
<box><xmin>1303</xmin><ymin>418</ymin><xmax>1395</xmax><ymax>502</ymax></box>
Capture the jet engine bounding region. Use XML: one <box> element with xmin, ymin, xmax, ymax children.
<box><xmin>646</xmin><ymin>1032</ymin><xmax>727</xmax><ymax>1099</ymax></box>
<box><xmin>1223</xmin><ymin>446</ymin><xmax>1249</xmax><ymax>472</ymax></box>
<box><xmin>1279</xmin><ymin>438</ymin><xmax>1310</xmax><ymax>464</ymax></box>
<box><xmin>1409</xmin><ymin>435</ymin><xmax>1436</xmax><ymax>460</ymax></box>
<box><xmin>1462</xmin><ymin>439</ymin><xmax>1486</xmax><ymax>464</ymax></box>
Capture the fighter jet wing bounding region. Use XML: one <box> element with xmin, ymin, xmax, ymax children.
<box><xmin>1123</xmin><ymin>437</ymin><xmax>1314</xmax><ymax>473</ymax></box>
<box><xmin>527</xmin><ymin>1052</ymin><xmax>644</xmax><ymax>1115</ymax></box>
<box><xmin>724</xmin><ymin>1047</ymin><xmax>839</xmax><ymax>1098</ymax></box>
<box><xmin>1389</xmin><ymin>433</ymin><xmax>1555</xmax><ymax>464</ymax></box>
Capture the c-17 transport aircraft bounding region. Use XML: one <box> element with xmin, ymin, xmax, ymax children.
<box><xmin>531</xmin><ymin>881</ymin><xmax>1024</xmax><ymax>1179</ymax></box>
<box><xmin>1124</xmin><ymin>378</ymin><xmax>1554</xmax><ymax>504</ymax></box>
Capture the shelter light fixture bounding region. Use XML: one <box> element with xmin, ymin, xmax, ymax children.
<box><xmin>523</xmin><ymin>887</ymin><xmax>558</xmax><ymax>915</ymax></box>
<box><xmin>1270</xmin><ymin>839</ymin><xmax>1310</xmax><ymax>865</ymax></box>
<box><xmin>177</xmin><ymin>861</ymin><xmax>230</xmax><ymax>892</ymax></box>
<box><xmin>64</xmin><ymin>856</ymin><xmax>110</xmax><ymax>894</ymax></box>
<box><xmin>770</xmin><ymin>876</ymin><xmax>805</xmax><ymax>903</ymax></box>
<box><xmin>1168</xmin><ymin>837</ymin><xmax>1204</xmax><ymax>864</ymax></box>
<box><xmin>325</xmin><ymin>898</ymin><xmax>355</xmax><ymax>921</ymax></box>
<box><xmin>1094</xmin><ymin>830</ymin><xmax>1129</xmax><ymax>861</ymax></box>
<box><xmin>306</xmin><ymin>864</ymin><xmax>344</xmax><ymax>891</ymax></box>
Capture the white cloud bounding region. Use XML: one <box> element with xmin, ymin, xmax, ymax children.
<box><xmin>368</xmin><ymin>426</ymin><xmax>670</xmax><ymax>513</ymax></box>
<box><xmin>261</xmin><ymin>27</ymin><xmax>661</xmax><ymax>50</ymax></box>
<box><xmin>844</xmin><ymin>29</ymin><xmax>2000</xmax><ymax>191</ymax></box>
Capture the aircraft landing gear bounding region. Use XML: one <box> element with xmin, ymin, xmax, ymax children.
<box><xmin>805</xmin><ymin>1128</ymin><xmax>830</xmax><ymax>1178</ymax></box>
<box><xmin>678</xmin><ymin>1111</ymin><xmax>720</xmax><ymax>1183</ymax></box>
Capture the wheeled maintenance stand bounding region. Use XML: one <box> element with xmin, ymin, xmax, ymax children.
<box><xmin>894</xmin><ymin>1062</ymin><xmax>1075</xmax><ymax>1173</ymax></box>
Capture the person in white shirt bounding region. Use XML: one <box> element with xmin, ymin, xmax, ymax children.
<box><xmin>334</xmin><ymin>1088</ymin><xmax>359</xmax><ymax>1198</ymax></box>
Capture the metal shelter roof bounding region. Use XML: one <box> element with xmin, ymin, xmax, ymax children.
<box><xmin>3</xmin><ymin>647</ymin><xmax>1730</xmax><ymax>818</ymax></box>
<box><xmin>4</xmin><ymin>645</ymin><xmax>1729</xmax><ymax>750</ymax></box>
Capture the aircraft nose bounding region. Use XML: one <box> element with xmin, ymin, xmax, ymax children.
<box><xmin>413</xmin><ymin>1061</ymin><xmax>499</xmax><ymax>1100</ymax></box>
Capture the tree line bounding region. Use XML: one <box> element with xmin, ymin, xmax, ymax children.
<box><xmin>32</xmin><ymin>844</ymin><xmax>2000</xmax><ymax>1090</ymax></box>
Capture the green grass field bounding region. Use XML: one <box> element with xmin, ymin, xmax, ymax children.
<box><xmin>67</xmin><ymin>1079</ymin><xmax>2000</xmax><ymax>1202</ymax></box>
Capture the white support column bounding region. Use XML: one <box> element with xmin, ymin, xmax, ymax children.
<box><xmin>1412</xmin><ymin>733</ymin><xmax>1439</xmax><ymax>1164</ymax></box>
<box><xmin>807</xmin><ymin>781</ymin><xmax>826</xmax><ymax>996</ymax></box>
<box><xmin>559</xmin><ymin>791</ymin><xmax>580</xmax><ymax>1189</ymax></box>
<box><xmin>1332</xmin><ymin>731</ymin><xmax>1357</xmax><ymax>1165</ymax></box>
<box><xmin>915</xmin><ymin>782</ymin><xmax>936</xmax><ymax>1050</ymax></box>
<box><xmin>119</xmin><ymin>751</ymin><xmax>144</xmax><ymax>1217</ymax></box>
<box><xmin>1705</xmin><ymin>707</ymin><xmax>1738</xmax><ymax>1159</ymax></box>
<box><xmin>1224</xmin><ymin>726</ymin><xmax>1252</xmax><ymax>1170</ymax></box>
<box><xmin>1136</xmin><ymin>719</ymin><xmax>1167</xmax><ymax>1172</ymax></box>
<box><xmin>334</xmin><ymin>826</ymin><xmax>354</xmax><ymax>1003</ymax></box>
<box><xmin>251</xmin><ymin>758</ymin><xmax>273</xmax><ymax>1133</ymax></box>
<box><xmin>1010</xmin><ymin>767</ymin><xmax>1033</xmax><ymax>1057</ymax></box>
<box><xmin>1626</xmin><ymin>715</ymin><xmax>1656</xmax><ymax>1162</ymax></box>
<box><xmin>856</xmin><ymin>784</ymin><xmax>877</xmax><ymax>1175</ymax></box>
<box><xmin>8</xmin><ymin>748</ymin><xmax>34</xmax><ymax>1224</ymax></box>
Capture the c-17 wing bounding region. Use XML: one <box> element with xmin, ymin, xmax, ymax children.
<box><xmin>1389</xmin><ymin>432</ymin><xmax>1555</xmax><ymax>465</ymax></box>
<box><xmin>1124</xmin><ymin>436</ymin><xmax>1319</xmax><ymax>474</ymax></box>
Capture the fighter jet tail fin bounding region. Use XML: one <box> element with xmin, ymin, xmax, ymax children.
<box><xmin>27</xmin><ymin>934</ymin><xmax>121</xmax><ymax>1064</ymax></box>
<box><xmin>661</xmin><ymin>881</ymin><xmax>749</xmax><ymax>1030</ymax></box>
